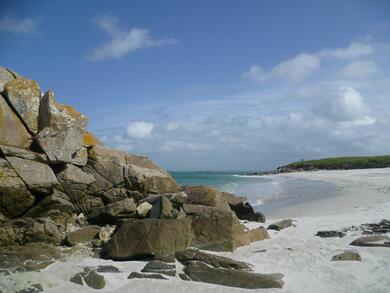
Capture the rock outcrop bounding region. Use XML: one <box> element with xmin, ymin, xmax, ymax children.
<box><xmin>0</xmin><ymin>66</ymin><xmax>269</xmax><ymax>269</ymax></box>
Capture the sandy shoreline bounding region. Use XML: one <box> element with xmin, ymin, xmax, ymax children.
<box><xmin>1</xmin><ymin>168</ymin><xmax>390</xmax><ymax>292</ymax></box>
<box><xmin>259</xmin><ymin>167</ymin><xmax>390</xmax><ymax>219</ymax></box>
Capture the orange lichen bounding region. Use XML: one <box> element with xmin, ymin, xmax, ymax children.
<box><xmin>83</xmin><ymin>131</ymin><xmax>101</xmax><ymax>147</ymax></box>
<box><xmin>60</xmin><ymin>104</ymin><xmax>84</xmax><ymax>119</ymax></box>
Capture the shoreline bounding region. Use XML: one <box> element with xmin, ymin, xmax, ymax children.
<box><xmin>2</xmin><ymin>168</ymin><xmax>390</xmax><ymax>292</ymax></box>
<box><xmin>255</xmin><ymin>167</ymin><xmax>390</xmax><ymax>219</ymax></box>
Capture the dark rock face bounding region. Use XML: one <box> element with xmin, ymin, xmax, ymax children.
<box><xmin>221</xmin><ymin>192</ymin><xmax>265</xmax><ymax>222</ymax></box>
<box><xmin>183</xmin><ymin>261</ymin><xmax>284</xmax><ymax>289</ymax></box>
<box><xmin>103</xmin><ymin>218</ymin><xmax>193</xmax><ymax>260</ymax></box>
<box><xmin>268</xmin><ymin>219</ymin><xmax>293</xmax><ymax>231</ymax></box>
<box><xmin>316</xmin><ymin>230</ymin><xmax>346</xmax><ymax>238</ymax></box>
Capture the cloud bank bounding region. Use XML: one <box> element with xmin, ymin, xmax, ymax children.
<box><xmin>95</xmin><ymin>38</ymin><xmax>390</xmax><ymax>170</ymax></box>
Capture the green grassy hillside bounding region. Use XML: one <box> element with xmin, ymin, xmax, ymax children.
<box><xmin>278</xmin><ymin>155</ymin><xmax>390</xmax><ymax>172</ymax></box>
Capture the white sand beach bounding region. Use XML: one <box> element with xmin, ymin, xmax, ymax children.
<box><xmin>2</xmin><ymin>168</ymin><xmax>390</xmax><ymax>293</ymax></box>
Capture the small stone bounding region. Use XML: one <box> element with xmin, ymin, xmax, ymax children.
<box><xmin>316</xmin><ymin>231</ymin><xmax>346</xmax><ymax>238</ymax></box>
<box><xmin>268</xmin><ymin>219</ymin><xmax>293</xmax><ymax>231</ymax></box>
<box><xmin>70</xmin><ymin>272</ymin><xmax>84</xmax><ymax>285</ymax></box>
<box><xmin>92</xmin><ymin>239</ymin><xmax>103</xmax><ymax>247</ymax></box>
<box><xmin>99</xmin><ymin>225</ymin><xmax>116</xmax><ymax>242</ymax></box>
<box><xmin>331</xmin><ymin>251</ymin><xmax>361</xmax><ymax>261</ymax></box>
<box><xmin>136</xmin><ymin>202</ymin><xmax>153</xmax><ymax>218</ymax></box>
<box><xmin>127</xmin><ymin>272</ymin><xmax>168</xmax><ymax>280</ymax></box>
<box><xmin>83</xmin><ymin>270</ymin><xmax>106</xmax><ymax>289</ymax></box>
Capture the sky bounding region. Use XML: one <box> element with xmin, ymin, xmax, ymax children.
<box><xmin>1</xmin><ymin>1</ymin><xmax>390</xmax><ymax>171</ymax></box>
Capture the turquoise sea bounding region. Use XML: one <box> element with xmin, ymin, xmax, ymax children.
<box><xmin>171</xmin><ymin>171</ymin><xmax>337</xmax><ymax>216</ymax></box>
<box><xmin>171</xmin><ymin>171</ymin><xmax>281</xmax><ymax>207</ymax></box>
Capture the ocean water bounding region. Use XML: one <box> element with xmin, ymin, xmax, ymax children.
<box><xmin>171</xmin><ymin>171</ymin><xmax>281</xmax><ymax>207</ymax></box>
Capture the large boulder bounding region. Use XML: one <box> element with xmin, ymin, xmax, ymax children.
<box><xmin>0</xmin><ymin>158</ymin><xmax>35</xmax><ymax>217</ymax></box>
<box><xmin>84</xmin><ymin>145</ymin><xmax>180</xmax><ymax>195</ymax></box>
<box><xmin>190</xmin><ymin>210</ymin><xmax>266</xmax><ymax>251</ymax></box>
<box><xmin>182</xmin><ymin>186</ymin><xmax>230</xmax><ymax>211</ymax></box>
<box><xmin>0</xmin><ymin>94</ymin><xmax>32</xmax><ymax>148</ymax></box>
<box><xmin>3</xmin><ymin>77</ymin><xmax>41</xmax><ymax>134</ymax></box>
<box><xmin>102</xmin><ymin>218</ymin><xmax>193</xmax><ymax>260</ymax></box>
<box><xmin>87</xmin><ymin>198</ymin><xmax>136</xmax><ymax>224</ymax></box>
<box><xmin>6</xmin><ymin>156</ymin><xmax>59</xmax><ymax>195</ymax></box>
<box><xmin>35</xmin><ymin>90</ymin><xmax>88</xmax><ymax>165</ymax></box>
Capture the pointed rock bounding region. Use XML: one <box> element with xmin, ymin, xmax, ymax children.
<box><xmin>0</xmin><ymin>94</ymin><xmax>32</xmax><ymax>148</ymax></box>
<box><xmin>35</xmin><ymin>90</ymin><xmax>88</xmax><ymax>165</ymax></box>
<box><xmin>3</xmin><ymin>77</ymin><xmax>41</xmax><ymax>134</ymax></box>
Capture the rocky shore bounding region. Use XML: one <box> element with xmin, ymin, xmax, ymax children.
<box><xmin>1</xmin><ymin>68</ymin><xmax>389</xmax><ymax>293</ymax></box>
<box><xmin>0</xmin><ymin>67</ymin><xmax>280</xmax><ymax>292</ymax></box>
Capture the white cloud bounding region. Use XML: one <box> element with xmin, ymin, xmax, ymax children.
<box><xmin>244</xmin><ymin>40</ymin><xmax>374</xmax><ymax>83</ymax></box>
<box><xmin>339</xmin><ymin>60</ymin><xmax>378</xmax><ymax>78</ymax></box>
<box><xmin>318</xmin><ymin>41</ymin><xmax>374</xmax><ymax>60</ymax></box>
<box><xmin>244</xmin><ymin>53</ymin><xmax>320</xmax><ymax>82</ymax></box>
<box><xmin>87</xmin><ymin>14</ymin><xmax>177</xmax><ymax>62</ymax></box>
<box><xmin>126</xmin><ymin>121</ymin><xmax>154</xmax><ymax>139</ymax></box>
<box><xmin>272</xmin><ymin>54</ymin><xmax>320</xmax><ymax>81</ymax></box>
<box><xmin>94</xmin><ymin>39</ymin><xmax>390</xmax><ymax>170</ymax></box>
<box><xmin>0</xmin><ymin>16</ymin><xmax>38</xmax><ymax>35</ymax></box>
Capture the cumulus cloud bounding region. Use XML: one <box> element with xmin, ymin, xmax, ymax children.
<box><xmin>0</xmin><ymin>16</ymin><xmax>38</xmax><ymax>35</ymax></box>
<box><xmin>87</xmin><ymin>14</ymin><xmax>177</xmax><ymax>62</ymax></box>
<box><xmin>126</xmin><ymin>121</ymin><xmax>154</xmax><ymax>139</ymax></box>
<box><xmin>95</xmin><ymin>39</ymin><xmax>390</xmax><ymax>170</ymax></box>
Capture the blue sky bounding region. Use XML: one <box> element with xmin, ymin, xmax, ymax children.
<box><xmin>1</xmin><ymin>1</ymin><xmax>390</xmax><ymax>170</ymax></box>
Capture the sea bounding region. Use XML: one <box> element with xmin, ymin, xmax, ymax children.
<box><xmin>171</xmin><ymin>171</ymin><xmax>337</xmax><ymax>215</ymax></box>
<box><xmin>171</xmin><ymin>171</ymin><xmax>280</xmax><ymax>208</ymax></box>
